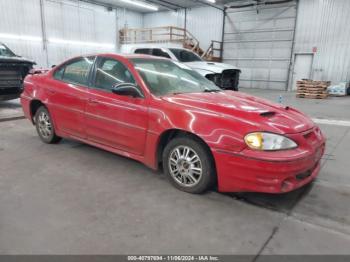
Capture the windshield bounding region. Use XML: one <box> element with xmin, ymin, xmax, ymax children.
<box><xmin>169</xmin><ymin>48</ymin><xmax>202</xmax><ymax>62</ymax></box>
<box><xmin>0</xmin><ymin>44</ymin><xmax>16</xmax><ymax>57</ymax></box>
<box><xmin>131</xmin><ymin>58</ymin><xmax>220</xmax><ymax>96</ymax></box>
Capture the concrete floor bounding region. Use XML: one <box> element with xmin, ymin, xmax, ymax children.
<box><xmin>0</xmin><ymin>89</ymin><xmax>350</xmax><ymax>255</ymax></box>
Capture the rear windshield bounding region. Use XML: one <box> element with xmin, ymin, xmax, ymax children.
<box><xmin>0</xmin><ymin>44</ymin><xmax>16</xmax><ymax>57</ymax></box>
<box><xmin>169</xmin><ymin>48</ymin><xmax>202</xmax><ymax>62</ymax></box>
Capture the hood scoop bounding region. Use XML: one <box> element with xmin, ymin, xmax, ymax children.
<box><xmin>260</xmin><ymin>111</ymin><xmax>276</xmax><ymax>117</ymax></box>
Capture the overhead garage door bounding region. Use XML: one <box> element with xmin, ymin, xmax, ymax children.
<box><xmin>223</xmin><ymin>1</ymin><xmax>297</xmax><ymax>90</ymax></box>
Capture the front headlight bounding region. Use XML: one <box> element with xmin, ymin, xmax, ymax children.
<box><xmin>244</xmin><ymin>132</ymin><xmax>297</xmax><ymax>151</ymax></box>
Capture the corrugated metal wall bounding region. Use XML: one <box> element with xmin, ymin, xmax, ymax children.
<box><xmin>44</xmin><ymin>0</ymin><xmax>117</xmax><ymax>67</ymax></box>
<box><xmin>143</xmin><ymin>7</ymin><xmax>223</xmax><ymax>52</ymax></box>
<box><xmin>293</xmin><ymin>0</ymin><xmax>350</xmax><ymax>85</ymax></box>
<box><xmin>2</xmin><ymin>0</ymin><xmax>350</xmax><ymax>86</ymax></box>
<box><xmin>143</xmin><ymin>9</ymin><xmax>185</xmax><ymax>29</ymax></box>
<box><xmin>223</xmin><ymin>1</ymin><xmax>297</xmax><ymax>90</ymax></box>
<box><xmin>0</xmin><ymin>0</ymin><xmax>143</xmax><ymax>68</ymax></box>
<box><xmin>187</xmin><ymin>7</ymin><xmax>223</xmax><ymax>52</ymax></box>
<box><xmin>0</xmin><ymin>0</ymin><xmax>46</xmax><ymax>66</ymax></box>
<box><xmin>116</xmin><ymin>8</ymin><xmax>144</xmax><ymax>32</ymax></box>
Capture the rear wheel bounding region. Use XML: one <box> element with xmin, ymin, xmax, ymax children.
<box><xmin>34</xmin><ymin>106</ymin><xmax>61</xmax><ymax>144</ymax></box>
<box><xmin>162</xmin><ymin>136</ymin><xmax>216</xmax><ymax>194</ymax></box>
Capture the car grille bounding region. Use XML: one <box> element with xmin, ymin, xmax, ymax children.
<box><xmin>206</xmin><ymin>69</ymin><xmax>240</xmax><ymax>91</ymax></box>
<box><xmin>0</xmin><ymin>66</ymin><xmax>23</xmax><ymax>94</ymax></box>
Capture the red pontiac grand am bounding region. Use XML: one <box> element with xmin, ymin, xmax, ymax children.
<box><xmin>21</xmin><ymin>54</ymin><xmax>326</xmax><ymax>194</ymax></box>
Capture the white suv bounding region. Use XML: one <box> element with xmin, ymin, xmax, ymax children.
<box><xmin>132</xmin><ymin>47</ymin><xmax>241</xmax><ymax>91</ymax></box>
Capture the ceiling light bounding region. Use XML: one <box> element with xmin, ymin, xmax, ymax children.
<box><xmin>119</xmin><ymin>0</ymin><xmax>158</xmax><ymax>11</ymax></box>
<box><xmin>48</xmin><ymin>38</ymin><xmax>115</xmax><ymax>48</ymax></box>
<box><xmin>206</xmin><ymin>0</ymin><xmax>216</xmax><ymax>3</ymax></box>
<box><xmin>0</xmin><ymin>33</ymin><xmax>42</xmax><ymax>42</ymax></box>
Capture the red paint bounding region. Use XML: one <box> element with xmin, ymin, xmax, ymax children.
<box><xmin>21</xmin><ymin>54</ymin><xmax>326</xmax><ymax>193</ymax></box>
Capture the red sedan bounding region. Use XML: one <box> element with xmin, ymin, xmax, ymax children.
<box><xmin>21</xmin><ymin>54</ymin><xmax>326</xmax><ymax>194</ymax></box>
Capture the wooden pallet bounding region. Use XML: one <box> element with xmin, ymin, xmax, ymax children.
<box><xmin>297</xmin><ymin>90</ymin><xmax>327</xmax><ymax>94</ymax></box>
<box><xmin>296</xmin><ymin>93</ymin><xmax>328</xmax><ymax>99</ymax></box>
<box><xmin>297</xmin><ymin>80</ymin><xmax>331</xmax><ymax>86</ymax></box>
<box><xmin>296</xmin><ymin>79</ymin><xmax>331</xmax><ymax>99</ymax></box>
<box><xmin>297</xmin><ymin>84</ymin><xmax>328</xmax><ymax>89</ymax></box>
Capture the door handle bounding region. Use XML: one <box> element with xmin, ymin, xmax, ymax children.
<box><xmin>88</xmin><ymin>98</ymin><xmax>99</xmax><ymax>104</ymax></box>
<box><xmin>47</xmin><ymin>89</ymin><xmax>56</xmax><ymax>94</ymax></box>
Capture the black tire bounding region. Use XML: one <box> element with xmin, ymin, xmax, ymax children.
<box><xmin>162</xmin><ymin>135</ymin><xmax>216</xmax><ymax>194</ymax></box>
<box><xmin>34</xmin><ymin>106</ymin><xmax>61</xmax><ymax>144</ymax></box>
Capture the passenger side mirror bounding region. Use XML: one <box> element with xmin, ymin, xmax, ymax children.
<box><xmin>112</xmin><ymin>83</ymin><xmax>144</xmax><ymax>98</ymax></box>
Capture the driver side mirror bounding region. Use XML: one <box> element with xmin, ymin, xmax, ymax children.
<box><xmin>112</xmin><ymin>83</ymin><xmax>144</xmax><ymax>98</ymax></box>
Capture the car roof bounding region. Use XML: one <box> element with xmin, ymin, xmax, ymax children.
<box><xmin>67</xmin><ymin>53</ymin><xmax>168</xmax><ymax>60</ymax></box>
<box><xmin>54</xmin><ymin>53</ymin><xmax>169</xmax><ymax>69</ymax></box>
<box><xmin>134</xmin><ymin>47</ymin><xmax>187</xmax><ymax>51</ymax></box>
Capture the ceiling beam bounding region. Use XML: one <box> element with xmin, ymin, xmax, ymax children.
<box><xmin>143</xmin><ymin>0</ymin><xmax>178</xmax><ymax>11</ymax></box>
<box><xmin>147</xmin><ymin>0</ymin><xmax>186</xmax><ymax>9</ymax></box>
<box><xmin>77</xmin><ymin>0</ymin><xmax>175</xmax><ymax>12</ymax></box>
<box><xmin>188</xmin><ymin>0</ymin><xmax>224</xmax><ymax>11</ymax></box>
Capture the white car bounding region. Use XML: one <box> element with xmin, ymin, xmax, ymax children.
<box><xmin>132</xmin><ymin>47</ymin><xmax>241</xmax><ymax>91</ymax></box>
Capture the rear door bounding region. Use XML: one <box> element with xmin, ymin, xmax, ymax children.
<box><xmin>85</xmin><ymin>56</ymin><xmax>148</xmax><ymax>155</ymax></box>
<box><xmin>47</xmin><ymin>56</ymin><xmax>95</xmax><ymax>138</ymax></box>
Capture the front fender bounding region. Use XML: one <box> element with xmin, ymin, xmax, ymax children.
<box><xmin>148</xmin><ymin>98</ymin><xmax>247</xmax><ymax>153</ymax></box>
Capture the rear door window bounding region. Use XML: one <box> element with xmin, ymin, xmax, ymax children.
<box><xmin>54</xmin><ymin>57</ymin><xmax>95</xmax><ymax>86</ymax></box>
<box><xmin>134</xmin><ymin>49</ymin><xmax>151</xmax><ymax>55</ymax></box>
<box><xmin>169</xmin><ymin>49</ymin><xmax>202</xmax><ymax>62</ymax></box>
<box><xmin>152</xmin><ymin>49</ymin><xmax>171</xmax><ymax>59</ymax></box>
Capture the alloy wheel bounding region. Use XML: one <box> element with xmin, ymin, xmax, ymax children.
<box><xmin>168</xmin><ymin>145</ymin><xmax>203</xmax><ymax>187</ymax></box>
<box><xmin>37</xmin><ymin>111</ymin><xmax>52</xmax><ymax>139</ymax></box>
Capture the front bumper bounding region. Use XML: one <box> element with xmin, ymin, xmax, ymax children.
<box><xmin>213</xmin><ymin>129</ymin><xmax>326</xmax><ymax>193</ymax></box>
<box><xmin>0</xmin><ymin>93</ymin><xmax>21</xmax><ymax>101</ymax></box>
<box><xmin>205</xmin><ymin>69</ymin><xmax>241</xmax><ymax>91</ymax></box>
<box><xmin>0</xmin><ymin>87</ymin><xmax>23</xmax><ymax>101</ymax></box>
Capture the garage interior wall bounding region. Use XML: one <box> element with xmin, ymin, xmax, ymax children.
<box><xmin>0</xmin><ymin>0</ymin><xmax>143</xmax><ymax>68</ymax></box>
<box><xmin>223</xmin><ymin>1</ymin><xmax>297</xmax><ymax>90</ymax></box>
<box><xmin>143</xmin><ymin>7</ymin><xmax>223</xmax><ymax>52</ymax></box>
<box><xmin>292</xmin><ymin>0</ymin><xmax>350</xmax><ymax>85</ymax></box>
<box><xmin>0</xmin><ymin>0</ymin><xmax>46</xmax><ymax>67</ymax></box>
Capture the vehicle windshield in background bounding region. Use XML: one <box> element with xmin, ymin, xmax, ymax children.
<box><xmin>132</xmin><ymin>58</ymin><xmax>220</xmax><ymax>96</ymax></box>
<box><xmin>0</xmin><ymin>44</ymin><xmax>16</xmax><ymax>57</ymax></box>
<box><xmin>169</xmin><ymin>48</ymin><xmax>202</xmax><ymax>62</ymax></box>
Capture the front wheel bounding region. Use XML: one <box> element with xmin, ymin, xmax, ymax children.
<box><xmin>34</xmin><ymin>106</ymin><xmax>61</xmax><ymax>144</ymax></box>
<box><xmin>162</xmin><ymin>136</ymin><xmax>216</xmax><ymax>194</ymax></box>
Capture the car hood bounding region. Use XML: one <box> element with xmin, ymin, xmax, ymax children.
<box><xmin>0</xmin><ymin>55</ymin><xmax>36</xmax><ymax>65</ymax></box>
<box><xmin>161</xmin><ymin>91</ymin><xmax>314</xmax><ymax>134</ymax></box>
<box><xmin>184</xmin><ymin>61</ymin><xmax>240</xmax><ymax>75</ymax></box>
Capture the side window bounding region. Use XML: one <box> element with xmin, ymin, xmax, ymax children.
<box><xmin>152</xmin><ymin>49</ymin><xmax>171</xmax><ymax>59</ymax></box>
<box><xmin>94</xmin><ymin>58</ymin><xmax>135</xmax><ymax>91</ymax></box>
<box><xmin>61</xmin><ymin>57</ymin><xmax>94</xmax><ymax>86</ymax></box>
<box><xmin>53</xmin><ymin>67</ymin><xmax>65</xmax><ymax>80</ymax></box>
<box><xmin>134</xmin><ymin>48</ymin><xmax>151</xmax><ymax>55</ymax></box>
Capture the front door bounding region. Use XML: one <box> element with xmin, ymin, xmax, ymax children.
<box><xmin>85</xmin><ymin>57</ymin><xmax>148</xmax><ymax>155</ymax></box>
<box><xmin>292</xmin><ymin>54</ymin><xmax>313</xmax><ymax>90</ymax></box>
